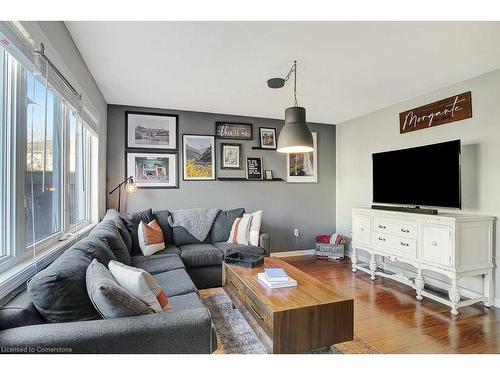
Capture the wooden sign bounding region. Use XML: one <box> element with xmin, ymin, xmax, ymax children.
<box><xmin>399</xmin><ymin>91</ymin><xmax>472</xmax><ymax>134</ymax></box>
<box><xmin>215</xmin><ymin>122</ymin><xmax>253</xmax><ymax>140</ymax></box>
<box><xmin>246</xmin><ymin>157</ymin><xmax>263</xmax><ymax>179</ymax></box>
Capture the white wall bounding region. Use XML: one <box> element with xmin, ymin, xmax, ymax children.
<box><xmin>336</xmin><ymin>68</ymin><xmax>500</xmax><ymax>302</ymax></box>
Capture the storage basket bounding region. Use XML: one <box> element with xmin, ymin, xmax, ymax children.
<box><xmin>315</xmin><ymin>243</ymin><xmax>344</xmax><ymax>260</ymax></box>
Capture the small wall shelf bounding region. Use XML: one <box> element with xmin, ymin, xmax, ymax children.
<box><xmin>217</xmin><ymin>177</ymin><xmax>284</xmax><ymax>182</ymax></box>
<box><xmin>251</xmin><ymin>147</ymin><xmax>277</xmax><ymax>151</ymax></box>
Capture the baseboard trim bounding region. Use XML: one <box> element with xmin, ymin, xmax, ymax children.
<box><xmin>270</xmin><ymin>249</ymin><xmax>315</xmax><ymax>258</ymax></box>
<box><xmin>346</xmin><ymin>250</ymin><xmax>500</xmax><ymax>308</ymax></box>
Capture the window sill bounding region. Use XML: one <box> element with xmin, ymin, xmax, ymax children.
<box><xmin>0</xmin><ymin>222</ymin><xmax>96</xmax><ymax>303</ymax></box>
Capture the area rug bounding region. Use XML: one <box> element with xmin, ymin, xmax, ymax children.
<box><xmin>199</xmin><ymin>287</ymin><xmax>378</xmax><ymax>354</ymax></box>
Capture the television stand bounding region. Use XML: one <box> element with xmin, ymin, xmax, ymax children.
<box><xmin>371</xmin><ymin>204</ymin><xmax>438</xmax><ymax>215</ymax></box>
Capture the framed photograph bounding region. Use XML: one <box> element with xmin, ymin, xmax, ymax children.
<box><xmin>287</xmin><ymin>131</ymin><xmax>318</xmax><ymax>183</ymax></box>
<box><xmin>246</xmin><ymin>157</ymin><xmax>263</xmax><ymax>180</ymax></box>
<box><xmin>126</xmin><ymin>111</ymin><xmax>178</xmax><ymax>150</ymax></box>
<box><xmin>264</xmin><ymin>170</ymin><xmax>274</xmax><ymax>180</ymax></box>
<box><xmin>183</xmin><ymin>134</ymin><xmax>216</xmax><ymax>180</ymax></box>
<box><xmin>126</xmin><ymin>152</ymin><xmax>178</xmax><ymax>188</ymax></box>
<box><xmin>215</xmin><ymin>122</ymin><xmax>253</xmax><ymax>140</ymax></box>
<box><xmin>221</xmin><ymin>143</ymin><xmax>242</xmax><ymax>170</ymax></box>
<box><xmin>259</xmin><ymin>127</ymin><xmax>277</xmax><ymax>149</ymax></box>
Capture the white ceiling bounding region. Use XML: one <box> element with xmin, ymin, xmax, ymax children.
<box><xmin>65</xmin><ymin>22</ymin><xmax>500</xmax><ymax>124</ymax></box>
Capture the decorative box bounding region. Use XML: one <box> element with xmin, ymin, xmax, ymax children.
<box><xmin>315</xmin><ymin>243</ymin><xmax>345</xmax><ymax>260</ymax></box>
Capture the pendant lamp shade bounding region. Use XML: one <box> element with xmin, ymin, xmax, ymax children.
<box><xmin>277</xmin><ymin>106</ymin><xmax>314</xmax><ymax>153</ymax></box>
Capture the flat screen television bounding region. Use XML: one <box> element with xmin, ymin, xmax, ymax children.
<box><xmin>372</xmin><ymin>140</ymin><xmax>461</xmax><ymax>209</ymax></box>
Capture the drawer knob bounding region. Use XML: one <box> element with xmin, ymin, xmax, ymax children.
<box><xmin>378</xmin><ymin>225</ymin><xmax>386</xmax><ymax>229</ymax></box>
<box><xmin>401</xmin><ymin>228</ymin><xmax>410</xmax><ymax>233</ymax></box>
<box><xmin>378</xmin><ymin>237</ymin><xmax>386</xmax><ymax>241</ymax></box>
<box><xmin>361</xmin><ymin>228</ymin><xmax>364</xmax><ymax>232</ymax></box>
<box><xmin>400</xmin><ymin>242</ymin><xmax>409</xmax><ymax>247</ymax></box>
<box><xmin>432</xmin><ymin>241</ymin><xmax>438</xmax><ymax>246</ymax></box>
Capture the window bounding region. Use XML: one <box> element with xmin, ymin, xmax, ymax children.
<box><xmin>0</xmin><ymin>39</ymin><xmax>98</xmax><ymax>276</ymax></box>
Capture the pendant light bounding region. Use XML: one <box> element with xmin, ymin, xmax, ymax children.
<box><xmin>268</xmin><ymin>61</ymin><xmax>314</xmax><ymax>153</ymax></box>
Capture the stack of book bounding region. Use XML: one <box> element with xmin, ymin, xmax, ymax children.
<box><xmin>257</xmin><ymin>268</ymin><xmax>297</xmax><ymax>289</ymax></box>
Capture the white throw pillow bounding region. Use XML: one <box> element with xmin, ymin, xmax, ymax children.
<box><xmin>108</xmin><ymin>260</ymin><xmax>171</xmax><ymax>312</ymax></box>
<box><xmin>138</xmin><ymin>219</ymin><xmax>165</xmax><ymax>256</ymax></box>
<box><xmin>243</xmin><ymin>210</ymin><xmax>262</xmax><ymax>246</ymax></box>
<box><xmin>227</xmin><ymin>216</ymin><xmax>252</xmax><ymax>245</ymax></box>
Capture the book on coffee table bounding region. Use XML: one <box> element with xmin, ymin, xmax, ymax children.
<box><xmin>264</xmin><ymin>268</ymin><xmax>289</xmax><ymax>282</ymax></box>
<box><xmin>258</xmin><ymin>273</ymin><xmax>297</xmax><ymax>289</ymax></box>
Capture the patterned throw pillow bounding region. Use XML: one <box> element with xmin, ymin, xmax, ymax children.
<box><xmin>243</xmin><ymin>210</ymin><xmax>262</xmax><ymax>246</ymax></box>
<box><xmin>138</xmin><ymin>219</ymin><xmax>165</xmax><ymax>256</ymax></box>
<box><xmin>108</xmin><ymin>260</ymin><xmax>171</xmax><ymax>312</ymax></box>
<box><xmin>227</xmin><ymin>216</ymin><xmax>253</xmax><ymax>245</ymax></box>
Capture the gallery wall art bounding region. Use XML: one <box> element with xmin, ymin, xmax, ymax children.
<box><xmin>126</xmin><ymin>152</ymin><xmax>178</xmax><ymax>188</ymax></box>
<box><xmin>286</xmin><ymin>131</ymin><xmax>318</xmax><ymax>183</ymax></box>
<box><xmin>183</xmin><ymin>134</ymin><xmax>216</xmax><ymax>180</ymax></box>
<box><xmin>126</xmin><ymin>111</ymin><xmax>178</xmax><ymax>150</ymax></box>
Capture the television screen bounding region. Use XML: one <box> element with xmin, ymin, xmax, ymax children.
<box><xmin>372</xmin><ymin>140</ymin><xmax>461</xmax><ymax>209</ymax></box>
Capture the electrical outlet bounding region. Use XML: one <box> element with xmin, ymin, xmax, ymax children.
<box><xmin>293</xmin><ymin>228</ymin><xmax>300</xmax><ymax>237</ymax></box>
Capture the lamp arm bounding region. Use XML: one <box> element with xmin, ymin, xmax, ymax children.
<box><xmin>108</xmin><ymin>176</ymin><xmax>134</xmax><ymax>195</ymax></box>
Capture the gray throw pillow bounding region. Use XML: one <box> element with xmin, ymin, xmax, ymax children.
<box><xmin>91</xmin><ymin>219</ymin><xmax>131</xmax><ymax>265</ymax></box>
<box><xmin>211</xmin><ymin>208</ymin><xmax>245</xmax><ymax>243</ymax></box>
<box><xmin>120</xmin><ymin>209</ymin><xmax>154</xmax><ymax>255</ymax></box>
<box><xmin>28</xmin><ymin>236</ymin><xmax>116</xmax><ymax>323</ymax></box>
<box><xmin>86</xmin><ymin>259</ymin><xmax>154</xmax><ymax>319</ymax></box>
<box><xmin>103</xmin><ymin>209</ymin><xmax>133</xmax><ymax>253</ymax></box>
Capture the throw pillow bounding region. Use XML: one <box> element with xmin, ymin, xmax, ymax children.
<box><xmin>138</xmin><ymin>219</ymin><xmax>165</xmax><ymax>256</ymax></box>
<box><xmin>243</xmin><ymin>210</ymin><xmax>262</xmax><ymax>246</ymax></box>
<box><xmin>86</xmin><ymin>259</ymin><xmax>154</xmax><ymax>319</ymax></box>
<box><xmin>227</xmin><ymin>216</ymin><xmax>252</xmax><ymax>245</ymax></box>
<box><xmin>108</xmin><ymin>260</ymin><xmax>171</xmax><ymax>312</ymax></box>
<box><xmin>91</xmin><ymin>219</ymin><xmax>131</xmax><ymax>265</ymax></box>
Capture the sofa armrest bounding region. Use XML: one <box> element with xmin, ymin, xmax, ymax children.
<box><xmin>260</xmin><ymin>233</ymin><xmax>270</xmax><ymax>256</ymax></box>
<box><xmin>0</xmin><ymin>307</ymin><xmax>215</xmax><ymax>354</ymax></box>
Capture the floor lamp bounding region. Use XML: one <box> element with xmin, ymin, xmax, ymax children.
<box><xmin>108</xmin><ymin>176</ymin><xmax>137</xmax><ymax>213</ymax></box>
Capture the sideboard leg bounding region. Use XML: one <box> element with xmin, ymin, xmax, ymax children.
<box><xmin>484</xmin><ymin>270</ymin><xmax>494</xmax><ymax>307</ymax></box>
<box><xmin>415</xmin><ymin>268</ymin><xmax>425</xmax><ymax>301</ymax></box>
<box><xmin>448</xmin><ymin>275</ymin><xmax>461</xmax><ymax>315</ymax></box>
<box><xmin>369</xmin><ymin>253</ymin><xmax>377</xmax><ymax>280</ymax></box>
<box><xmin>351</xmin><ymin>248</ymin><xmax>358</xmax><ymax>272</ymax></box>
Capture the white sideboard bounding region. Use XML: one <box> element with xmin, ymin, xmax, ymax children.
<box><xmin>351</xmin><ymin>208</ymin><xmax>495</xmax><ymax>315</ymax></box>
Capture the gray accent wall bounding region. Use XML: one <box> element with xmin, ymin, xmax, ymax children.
<box><xmin>107</xmin><ymin>105</ymin><xmax>336</xmax><ymax>253</ymax></box>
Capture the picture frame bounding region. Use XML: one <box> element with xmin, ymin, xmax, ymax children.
<box><xmin>182</xmin><ymin>134</ymin><xmax>216</xmax><ymax>180</ymax></box>
<box><xmin>264</xmin><ymin>170</ymin><xmax>274</xmax><ymax>180</ymax></box>
<box><xmin>246</xmin><ymin>157</ymin><xmax>263</xmax><ymax>180</ymax></box>
<box><xmin>220</xmin><ymin>143</ymin><xmax>243</xmax><ymax>170</ymax></box>
<box><xmin>126</xmin><ymin>111</ymin><xmax>178</xmax><ymax>150</ymax></box>
<box><xmin>126</xmin><ymin>152</ymin><xmax>178</xmax><ymax>188</ymax></box>
<box><xmin>286</xmin><ymin>131</ymin><xmax>318</xmax><ymax>183</ymax></box>
<box><xmin>259</xmin><ymin>127</ymin><xmax>277</xmax><ymax>149</ymax></box>
<box><xmin>215</xmin><ymin>122</ymin><xmax>253</xmax><ymax>140</ymax></box>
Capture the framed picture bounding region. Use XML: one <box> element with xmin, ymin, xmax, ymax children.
<box><xmin>126</xmin><ymin>111</ymin><xmax>178</xmax><ymax>150</ymax></box>
<box><xmin>221</xmin><ymin>143</ymin><xmax>242</xmax><ymax>170</ymax></box>
<box><xmin>259</xmin><ymin>127</ymin><xmax>277</xmax><ymax>149</ymax></box>
<box><xmin>264</xmin><ymin>170</ymin><xmax>274</xmax><ymax>180</ymax></box>
<box><xmin>183</xmin><ymin>134</ymin><xmax>216</xmax><ymax>180</ymax></box>
<box><xmin>246</xmin><ymin>157</ymin><xmax>263</xmax><ymax>180</ymax></box>
<box><xmin>287</xmin><ymin>131</ymin><xmax>318</xmax><ymax>183</ymax></box>
<box><xmin>126</xmin><ymin>152</ymin><xmax>178</xmax><ymax>188</ymax></box>
<box><xmin>215</xmin><ymin>122</ymin><xmax>253</xmax><ymax>140</ymax></box>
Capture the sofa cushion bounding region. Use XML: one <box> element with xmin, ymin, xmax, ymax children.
<box><xmin>152</xmin><ymin>209</ymin><xmax>174</xmax><ymax>244</ymax></box>
<box><xmin>213</xmin><ymin>242</ymin><xmax>265</xmax><ymax>257</ymax></box>
<box><xmin>154</xmin><ymin>269</ymin><xmax>198</xmax><ymax>297</ymax></box>
<box><xmin>28</xmin><ymin>236</ymin><xmax>115</xmax><ymax>323</ymax></box>
<box><xmin>154</xmin><ymin>244</ymin><xmax>181</xmax><ymax>256</ymax></box>
<box><xmin>130</xmin><ymin>253</ymin><xmax>185</xmax><ymax>275</ymax></box>
<box><xmin>103</xmin><ymin>209</ymin><xmax>133</xmax><ymax>253</ymax></box>
<box><xmin>211</xmin><ymin>208</ymin><xmax>245</xmax><ymax>243</ymax></box>
<box><xmin>120</xmin><ymin>209</ymin><xmax>155</xmax><ymax>255</ymax></box>
<box><xmin>179</xmin><ymin>244</ymin><xmax>224</xmax><ymax>268</ymax></box>
<box><xmin>0</xmin><ymin>290</ymin><xmax>46</xmax><ymax>330</ymax></box>
<box><xmin>86</xmin><ymin>259</ymin><xmax>154</xmax><ymax>319</ymax></box>
<box><xmin>91</xmin><ymin>219</ymin><xmax>131</xmax><ymax>265</ymax></box>
<box><xmin>168</xmin><ymin>292</ymin><xmax>203</xmax><ymax>311</ymax></box>
<box><xmin>172</xmin><ymin>226</ymin><xmax>212</xmax><ymax>246</ymax></box>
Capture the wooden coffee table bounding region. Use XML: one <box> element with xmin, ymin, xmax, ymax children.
<box><xmin>222</xmin><ymin>257</ymin><xmax>354</xmax><ymax>353</ymax></box>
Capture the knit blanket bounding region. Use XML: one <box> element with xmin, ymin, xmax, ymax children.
<box><xmin>167</xmin><ymin>208</ymin><xmax>221</xmax><ymax>241</ymax></box>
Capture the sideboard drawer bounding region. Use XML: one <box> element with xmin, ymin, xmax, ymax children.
<box><xmin>245</xmin><ymin>288</ymin><xmax>273</xmax><ymax>336</ymax></box>
<box><xmin>374</xmin><ymin>233</ymin><xmax>416</xmax><ymax>259</ymax></box>
<box><xmin>420</xmin><ymin>223</ymin><xmax>453</xmax><ymax>267</ymax></box>
<box><xmin>353</xmin><ymin>214</ymin><xmax>372</xmax><ymax>245</ymax></box>
<box><xmin>374</xmin><ymin>217</ymin><xmax>416</xmax><ymax>238</ymax></box>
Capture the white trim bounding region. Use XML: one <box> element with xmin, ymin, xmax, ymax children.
<box><xmin>347</xmin><ymin>250</ymin><xmax>500</xmax><ymax>308</ymax></box>
<box><xmin>271</xmin><ymin>249</ymin><xmax>315</xmax><ymax>257</ymax></box>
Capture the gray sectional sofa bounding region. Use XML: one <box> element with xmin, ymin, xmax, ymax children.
<box><xmin>0</xmin><ymin>207</ymin><xmax>269</xmax><ymax>354</ymax></box>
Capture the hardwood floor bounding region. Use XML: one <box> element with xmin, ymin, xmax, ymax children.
<box><xmin>282</xmin><ymin>255</ymin><xmax>500</xmax><ymax>354</ymax></box>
